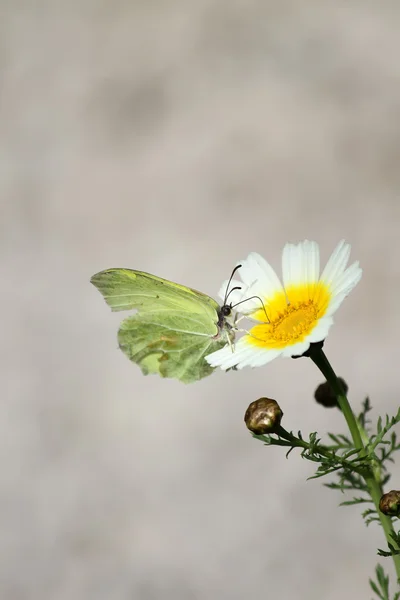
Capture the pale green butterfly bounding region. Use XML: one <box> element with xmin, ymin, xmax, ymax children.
<box><xmin>90</xmin><ymin>265</ymin><xmax>242</xmax><ymax>383</ymax></box>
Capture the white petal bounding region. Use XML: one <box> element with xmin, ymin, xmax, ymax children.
<box><xmin>281</xmin><ymin>340</ymin><xmax>310</xmax><ymax>357</ymax></box>
<box><xmin>237</xmin><ymin>282</ymin><xmax>272</xmax><ymax>315</ymax></box>
<box><xmin>206</xmin><ymin>339</ymin><xmax>254</xmax><ymax>369</ymax></box>
<box><xmin>206</xmin><ymin>338</ymin><xmax>282</xmax><ymax>370</ymax></box>
<box><xmin>235</xmin><ymin>346</ymin><xmax>282</xmax><ymax>368</ymax></box>
<box><xmin>234</xmin><ymin>294</ymin><xmax>266</xmax><ymax>314</ymax></box>
<box><xmin>239</xmin><ymin>252</ymin><xmax>284</xmax><ymax>300</ymax></box>
<box><xmin>329</xmin><ymin>261</ymin><xmax>362</xmax><ymax>297</ymax></box>
<box><xmin>205</xmin><ymin>345</ymin><xmax>236</xmax><ymax>369</ymax></box>
<box><xmin>325</xmin><ymin>293</ymin><xmax>346</xmax><ymax>317</ymax></box>
<box><xmin>217</xmin><ymin>278</ymin><xmax>261</xmax><ymax>314</ymax></box>
<box><xmin>324</xmin><ymin>262</ymin><xmax>362</xmax><ymax>317</ymax></box>
<box><xmin>216</xmin><ymin>253</ymin><xmax>285</xmax><ymax>317</ymax></box>
<box><xmin>320</xmin><ymin>240</ymin><xmax>351</xmax><ymax>286</ymax></box>
<box><xmin>307</xmin><ymin>315</ymin><xmax>334</xmax><ymax>342</ymax></box>
<box><xmin>282</xmin><ymin>240</ymin><xmax>320</xmax><ymax>289</ymax></box>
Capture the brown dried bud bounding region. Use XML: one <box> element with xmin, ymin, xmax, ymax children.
<box><xmin>379</xmin><ymin>490</ymin><xmax>400</xmax><ymax>516</ymax></box>
<box><xmin>244</xmin><ymin>398</ymin><xmax>283</xmax><ymax>435</ymax></box>
<box><xmin>314</xmin><ymin>378</ymin><xmax>348</xmax><ymax>408</ymax></box>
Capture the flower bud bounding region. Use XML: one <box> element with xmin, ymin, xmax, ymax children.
<box><xmin>314</xmin><ymin>378</ymin><xmax>348</xmax><ymax>408</ymax></box>
<box><xmin>379</xmin><ymin>490</ymin><xmax>400</xmax><ymax>516</ymax></box>
<box><xmin>244</xmin><ymin>398</ymin><xmax>283</xmax><ymax>435</ymax></box>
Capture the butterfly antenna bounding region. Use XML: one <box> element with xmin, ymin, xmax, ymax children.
<box><xmin>223</xmin><ymin>264</ymin><xmax>242</xmax><ymax>305</ymax></box>
<box><xmin>232</xmin><ymin>295</ymin><xmax>270</xmax><ymax>323</ymax></box>
<box><xmin>224</xmin><ymin>285</ymin><xmax>242</xmax><ymax>305</ymax></box>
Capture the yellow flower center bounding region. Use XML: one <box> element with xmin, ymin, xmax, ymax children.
<box><xmin>248</xmin><ymin>282</ymin><xmax>331</xmax><ymax>350</ymax></box>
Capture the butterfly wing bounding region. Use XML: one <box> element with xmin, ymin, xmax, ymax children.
<box><xmin>90</xmin><ymin>268</ymin><xmax>218</xmax><ymax>314</ymax></box>
<box><xmin>118</xmin><ymin>312</ymin><xmax>226</xmax><ymax>383</ymax></box>
<box><xmin>91</xmin><ymin>269</ymin><xmax>232</xmax><ymax>383</ymax></box>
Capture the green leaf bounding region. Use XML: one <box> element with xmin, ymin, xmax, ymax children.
<box><xmin>369</xmin><ymin>578</ymin><xmax>383</xmax><ymax>599</ymax></box>
<box><xmin>339</xmin><ymin>496</ymin><xmax>372</xmax><ymax>506</ymax></box>
<box><xmin>370</xmin><ymin>564</ymin><xmax>392</xmax><ymax>600</ymax></box>
<box><xmin>367</xmin><ymin>408</ymin><xmax>400</xmax><ymax>459</ymax></box>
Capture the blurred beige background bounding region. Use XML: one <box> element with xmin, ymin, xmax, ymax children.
<box><xmin>2</xmin><ymin>1</ymin><xmax>400</xmax><ymax>598</ymax></box>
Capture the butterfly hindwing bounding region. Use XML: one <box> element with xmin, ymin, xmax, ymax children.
<box><xmin>118</xmin><ymin>313</ymin><xmax>222</xmax><ymax>383</ymax></box>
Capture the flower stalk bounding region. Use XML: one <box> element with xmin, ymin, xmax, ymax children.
<box><xmin>308</xmin><ymin>345</ymin><xmax>400</xmax><ymax>582</ymax></box>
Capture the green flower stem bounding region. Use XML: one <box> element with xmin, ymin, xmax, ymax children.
<box><xmin>309</xmin><ymin>345</ymin><xmax>400</xmax><ymax>582</ymax></box>
<box><xmin>309</xmin><ymin>347</ymin><xmax>363</xmax><ymax>448</ymax></box>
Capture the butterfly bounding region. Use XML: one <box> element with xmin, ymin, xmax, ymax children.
<box><xmin>90</xmin><ymin>265</ymin><xmax>242</xmax><ymax>383</ymax></box>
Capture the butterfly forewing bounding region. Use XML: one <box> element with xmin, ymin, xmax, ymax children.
<box><xmin>90</xmin><ymin>269</ymin><xmax>219</xmax><ymax>318</ymax></box>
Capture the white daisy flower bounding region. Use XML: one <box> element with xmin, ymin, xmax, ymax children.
<box><xmin>207</xmin><ymin>240</ymin><xmax>362</xmax><ymax>370</ymax></box>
